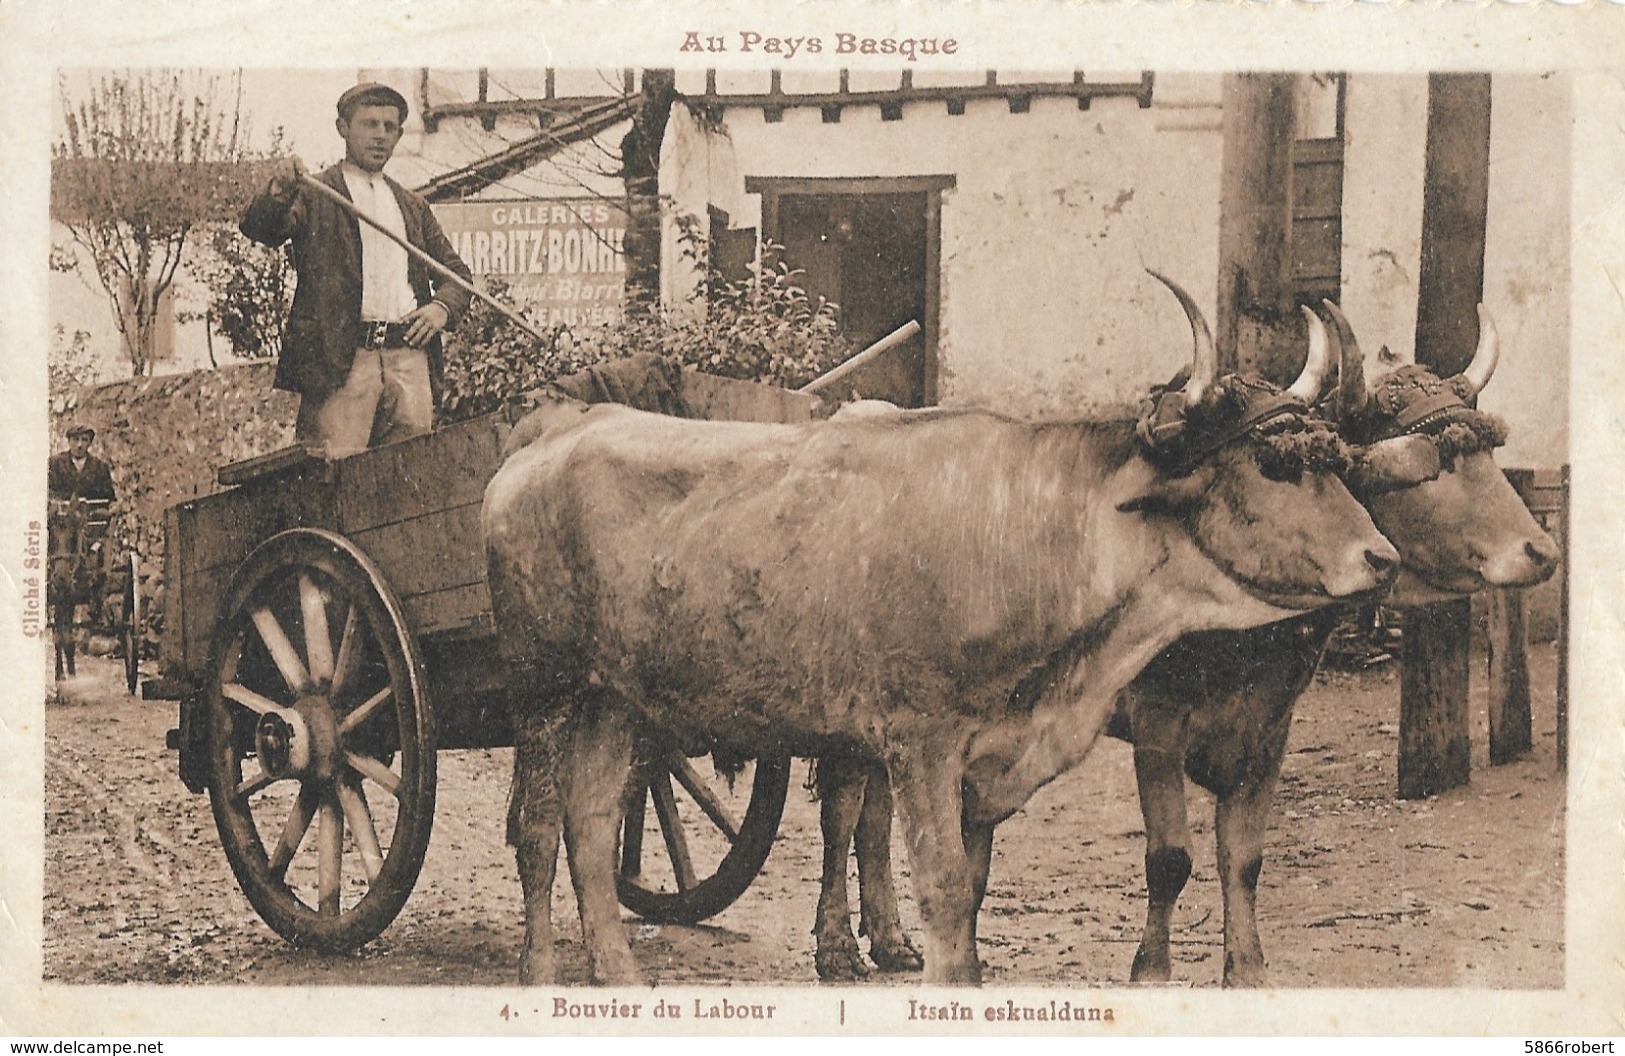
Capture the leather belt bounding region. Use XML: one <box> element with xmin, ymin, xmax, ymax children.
<box><xmin>361</xmin><ymin>321</ymin><xmax>414</xmax><ymax>349</ymax></box>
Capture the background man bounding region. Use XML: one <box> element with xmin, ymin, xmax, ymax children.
<box><xmin>241</xmin><ymin>82</ymin><xmax>472</xmax><ymax>457</ymax></box>
<box><xmin>47</xmin><ymin>424</ymin><xmax>117</xmax><ymax>655</ymax></box>
<box><xmin>48</xmin><ymin>424</ymin><xmax>115</xmax><ymax>504</ymax></box>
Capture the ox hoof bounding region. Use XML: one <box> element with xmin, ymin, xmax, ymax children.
<box><xmin>588</xmin><ymin>962</ymin><xmax>642</xmax><ymax>987</ymax></box>
<box><xmin>518</xmin><ymin>952</ymin><xmax>555</xmax><ymax>987</ymax></box>
<box><xmin>1130</xmin><ymin>948</ymin><xmax>1172</xmax><ymax>983</ymax></box>
<box><xmin>1222</xmin><ymin>954</ymin><xmax>1269</xmax><ymax>988</ymax></box>
<box><xmin>1222</xmin><ymin>968</ymin><xmax>1270</xmax><ymax>989</ymax></box>
<box><xmin>868</xmin><ymin>933</ymin><xmax>923</xmax><ymax>973</ymax></box>
<box><xmin>815</xmin><ymin>934</ymin><xmax>871</xmax><ymax>982</ymax></box>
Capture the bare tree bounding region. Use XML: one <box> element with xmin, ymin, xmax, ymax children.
<box><xmin>51</xmin><ymin>70</ymin><xmax>271</xmax><ymax>376</ymax></box>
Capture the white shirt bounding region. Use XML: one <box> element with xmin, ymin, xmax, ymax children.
<box><xmin>341</xmin><ymin>162</ymin><xmax>417</xmax><ymax>323</ymax></box>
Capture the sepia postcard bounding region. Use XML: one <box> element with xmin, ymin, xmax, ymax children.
<box><xmin>1</xmin><ymin>0</ymin><xmax>1622</xmax><ymax>1039</ymax></box>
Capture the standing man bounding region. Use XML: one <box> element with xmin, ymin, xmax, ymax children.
<box><xmin>241</xmin><ymin>82</ymin><xmax>472</xmax><ymax>457</ymax></box>
<box><xmin>48</xmin><ymin>424</ymin><xmax>116</xmax><ymax>505</ymax></box>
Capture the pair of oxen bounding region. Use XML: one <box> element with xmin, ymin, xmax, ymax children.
<box><xmin>483</xmin><ymin>274</ymin><xmax>1558</xmax><ymax>987</ymax></box>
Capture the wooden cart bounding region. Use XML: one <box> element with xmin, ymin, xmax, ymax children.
<box><xmin>151</xmin><ymin>374</ymin><xmax>822</xmax><ymax>953</ymax></box>
<box><xmin>50</xmin><ymin>496</ymin><xmax>140</xmax><ymax>692</ymax></box>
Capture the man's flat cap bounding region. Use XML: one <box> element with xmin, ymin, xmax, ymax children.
<box><xmin>337</xmin><ymin>82</ymin><xmax>409</xmax><ymax>119</ymax></box>
<box><xmin>66</xmin><ymin>424</ymin><xmax>95</xmax><ymax>439</ymax></box>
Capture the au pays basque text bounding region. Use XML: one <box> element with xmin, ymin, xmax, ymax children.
<box><xmin>681</xmin><ymin>31</ymin><xmax>958</xmax><ymax>62</ymax></box>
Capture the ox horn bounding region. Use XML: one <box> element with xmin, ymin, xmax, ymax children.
<box><xmin>1458</xmin><ymin>304</ymin><xmax>1500</xmax><ymax>398</ymax></box>
<box><xmin>1148</xmin><ymin>269</ymin><xmax>1217</xmax><ymax>405</ymax></box>
<box><xmin>1287</xmin><ymin>306</ymin><xmax>1331</xmax><ymax>403</ymax></box>
<box><xmin>1321</xmin><ymin>299</ymin><xmax>1368</xmax><ymax>419</ymax></box>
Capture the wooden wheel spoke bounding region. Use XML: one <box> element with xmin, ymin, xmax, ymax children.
<box><xmin>666</xmin><ymin>752</ymin><xmax>741</xmax><ymax>841</ymax></box>
<box><xmin>268</xmin><ymin>786</ymin><xmax>318</xmax><ymax>880</ymax></box>
<box><xmin>337</xmin><ymin>777</ymin><xmax>385</xmax><ymax>883</ymax></box>
<box><xmin>299</xmin><ymin>574</ymin><xmax>335</xmax><ymax>685</ymax></box>
<box><xmin>344</xmin><ymin>751</ymin><xmax>402</xmax><ymax>798</ymax></box>
<box><xmin>223</xmin><ymin>682</ymin><xmax>289</xmax><ymax>717</ymax></box>
<box><xmin>316</xmin><ymin>794</ymin><xmax>343</xmax><ymax>917</ymax></box>
<box><xmin>208</xmin><ymin>534</ymin><xmax>438</xmax><ymax>953</ymax></box>
<box><xmin>338</xmin><ymin>686</ymin><xmax>393</xmax><ymax>736</ymax></box>
<box><xmin>621</xmin><ymin>782</ymin><xmax>649</xmax><ymax>879</ymax></box>
<box><xmin>251</xmin><ymin>606</ymin><xmax>310</xmax><ymax>696</ymax></box>
<box><xmin>331</xmin><ymin>604</ymin><xmax>361</xmax><ymax>697</ymax></box>
<box><xmin>234</xmin><ymin>767</ymin><xmax>280</xmax><ymax>801</ymax></box>
<box><xmin>649</xmin><ymin>771</ymin><xmax>697</xmax><ymax>891</ymax></box>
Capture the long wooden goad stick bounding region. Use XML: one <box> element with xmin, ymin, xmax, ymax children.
<box><xmin>303</xmin><ymin>170</ymin><xmax>922</xmax><ymax>394</ymax></box>
<box><xmin>798</xmin><ymin>320</ymin><xmax>922</xmax><ymax>395</ymax></box>
<box><xmin>298</xmin><ymin>172</ymin><xmax>551</xmax><ymax>345</ymax></box>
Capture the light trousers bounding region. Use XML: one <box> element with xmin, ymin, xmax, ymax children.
<box><xmin>294</xmin><ymin>346</ymin><xmax>433</xmax><ymax>458</ymax></box>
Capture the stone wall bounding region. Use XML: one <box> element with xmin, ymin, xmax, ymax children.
<box><xmin>51</xmin><ymin>361</ymin><xmax>298</xmax><ymax>634</ymax></box>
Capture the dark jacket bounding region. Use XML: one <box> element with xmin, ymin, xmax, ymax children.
<box><xmin>240</xmin><ymin>163</ymin><xmax>472</xmax><ymax>399</ymax></box>
<box><xmin>48</xmin><ymin>452</ymin><xmax>116</xmax><ymax>504</ymax></box>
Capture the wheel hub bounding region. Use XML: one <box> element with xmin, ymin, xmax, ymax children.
<box><xmin>253</xmin><ymin>696</ymin><xmax>342</xmax><ymax>781</ymax></box>
<box><xmin>254</xmin><ymin>711</ymin><xmax>307</xmax><ymax>778</ymax></box>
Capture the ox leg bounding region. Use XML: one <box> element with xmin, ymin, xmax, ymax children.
<box><xmin>960</xmin><ymin>812</ymin><xmax>996</xmax><ymax>968</ymax></box>
<box><xmin>813</xmin><ymin>754</ymin><xmax>870</xmax><ymax>982</ymax></box>
<box><xmin>54</xmin><ymin>600</ymin><xmax>76</xmax><ymax>679</ymax></box>
<box><xmin>561</xmin><ymin>698</ymin><xmax>640</xmax><ymax>985</ymax></box>
<box><xmin>855</xmin><ymin>765</ymin><xmax>923</xmax><ymax>972</ymax></box>
<box><xmin>1215</xmin><ymin>765</ymin><xmax>1281</xmax><ymax>988</ymax></box>
<box><xmin>1129</xmin><ymin>740</ymin><xmax>1192</xmax><ymax>983</ymax></box>
<box><xmin>510</xmin><ymin>708</ymin><xmax>567</xmax><ymax>986</ymax></box>
<box><xmin>887</xmin><ymin>741</ymin><xmax>982</xmax><ymax>984</ymax></box>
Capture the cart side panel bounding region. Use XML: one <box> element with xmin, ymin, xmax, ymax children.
<box><xmin>170</xmin><ymin>463</ymin><xmax>339</xmax><ymax>683</ymax></box>
<box><xmin>334</xmin><ymin>414</ymin><xmax>508</xmax><ymax>638</ymax></box>
<box><xmin>346</xmin><ymin>503</ymin><xmax>488</xmax><ymax>632</ymax></box>
<box><xmin>684</xmin><ymin>372</ymin><xmax>824</xmax><ymax>424</ymax></box>
<box><xmin>334</xmin><ymin>414</ymin><xmax>507</xmax><ymax>528</ymax></box>
<box><xmin>402</xmin><ymin>582</ymin><xmax>490</xmax><ymax>635</ymax></box>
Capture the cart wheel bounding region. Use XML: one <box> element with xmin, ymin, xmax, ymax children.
<box><xmin>615</xmin><ymin>749</ymin><xmax>790</xmax><ymax>924</ymax></box>
<box><xmin>205</xmin><ymin>529</ymin><xmax>435</xmax><ymax>952</ymax></box>
<box><xmin>122</xmin><ymin>552</ymin><xmax>140</xmax><ymax>696</ymax></box>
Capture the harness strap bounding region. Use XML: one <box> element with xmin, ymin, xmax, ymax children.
<box><xmin>1381</xmin><ymin>389</ymin><xmax>1465</xmax><ymax>439</ymax></box>
<box><xmin>1135</xmin><ymin>390</ymin><xmax>1189</xmax><ymax>450</ymax></box>
<box><xmin>1179</xmin><ymin>392</ymin><xmax>1305</xmax><ymax>466</ymax></box>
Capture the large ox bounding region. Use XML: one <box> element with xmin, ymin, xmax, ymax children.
<box><xmin>485</xmin><ymin>277</ymin><xmax>1400</xmax><ymax>985</ymax></box>
<box><xmin>810</xmin><ymin>302</ymin><xmax>1560</xmax><ymax>987</ymax></box>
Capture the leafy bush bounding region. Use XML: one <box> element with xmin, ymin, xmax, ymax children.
<box><xmin>438</xmin><ymin>220</ymin><xmax>851</xmax><ymax>424</ymax></box>
<box><xmin>49</xmin><ymin>325</ymin><xmax>100</xmax><ymax>416</ymax></box>
<box><xmin>183</xmin><ymin>223</ymin><xmax>294</xmax><ymax>360</ymax></box>
<box><xmin>435</xmin><ymin>282</ymin><xmax>589</xmax><ymax>423</ymax></box>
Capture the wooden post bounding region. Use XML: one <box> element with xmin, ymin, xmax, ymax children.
<box><xmin>1400</xmin><ymin>599</ymin><xmax>1473</xmax><ymax>799</ymax></box>
<box><xmin>1398</xmin><ymin>73</ymin><xmax>1492</xmax><ymax>799</ymax></box>
<box><xmin>1486</xmin><ymin>590</ymin><xmax>1532</xmax><ymax>763</ymax></box>
<box><xmin>1556</xmin><ymin>463</ymin><xmax>1570</xmax><ymax>771</ymax></box>
<box><xmin>1215</xmin><ymin>73</ymin><xmax>1299</xmax><ymax>378</ymax></box>
<box><xmin>1414</xmin><ymin>74</ymin><xmax>1495</xmax><ymax>378</ymax></box>
<box><xmin>1487</xmin><ymin>468</ymin><xmax>1535</xmax><ymax>764</ymax></box>
<box><xmin>621</xmin><ymin>69</ymin><xmax>677</xmax><ymax>318</ymax></box>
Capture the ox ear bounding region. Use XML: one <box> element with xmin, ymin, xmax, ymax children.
<box><xmin>1350</xmin><ymin>435</ymin><xmax>1443</xmax><ymax>496</ymax></box>
<box><xmin>1117</xmin><ymin>464</ymin><xmax>1217</xmax><ymax>518</ymax></box>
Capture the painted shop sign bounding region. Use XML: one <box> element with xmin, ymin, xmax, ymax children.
<box><xmin>431</xmin><ymin>198</ymin><xmax>627</xmax><ymax>326</ymax></box>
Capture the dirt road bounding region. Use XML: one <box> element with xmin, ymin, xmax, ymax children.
<box><xmin>43</xmin><ymin>646</ymin><xmax>1564</xmax><ymax>988</ymax></box>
